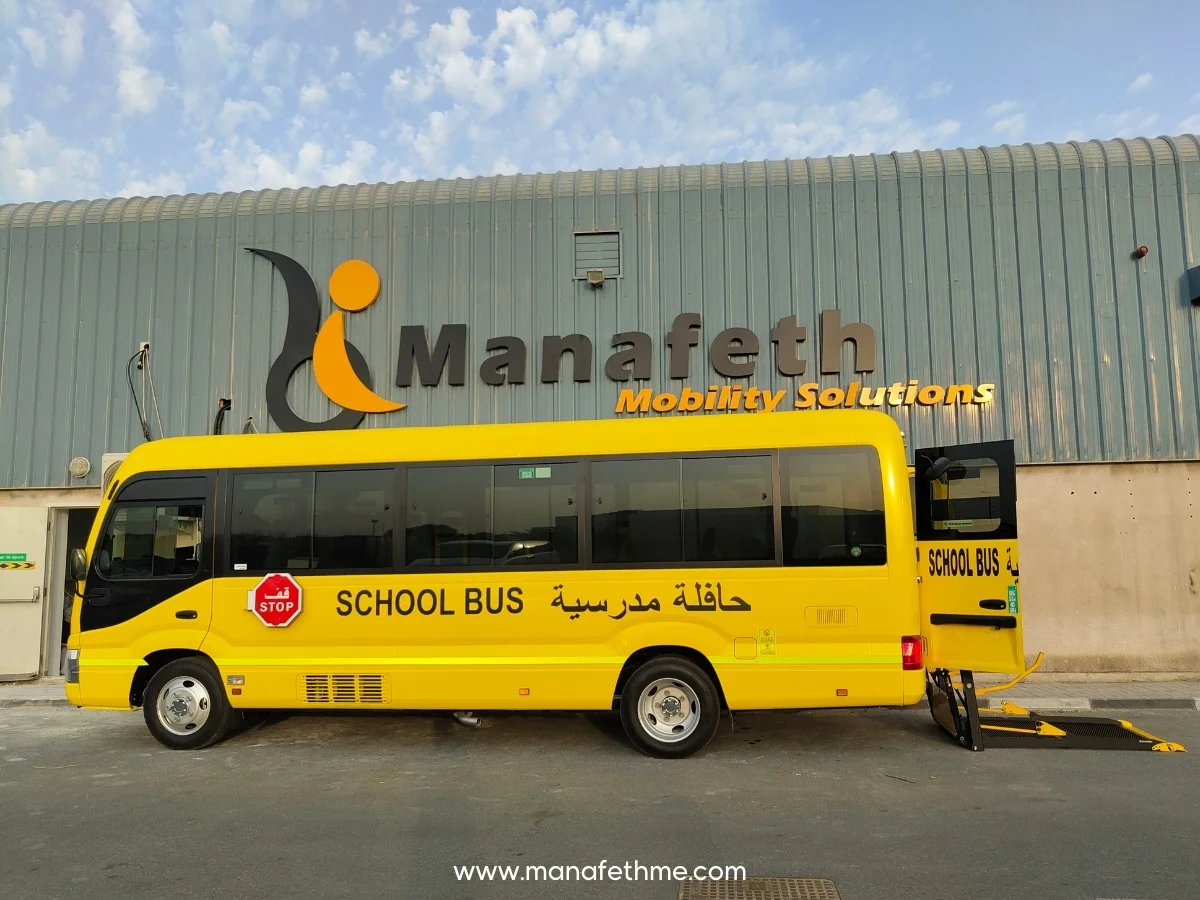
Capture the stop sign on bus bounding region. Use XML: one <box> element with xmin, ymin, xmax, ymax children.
<box><xmin>247</xmin><ymin>573</ymin><xmax>303</xmax><ymax>627</ymax></box>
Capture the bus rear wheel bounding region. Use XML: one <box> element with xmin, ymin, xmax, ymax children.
<box><xmin>620</xmin><ymin>656</ymin><xmax>720</xmax><ymax>758</ymax></box>
<box><xmin>143</xmin><ymin>657</ymin><xmax>233</xmax><ymax>750</ymax></box>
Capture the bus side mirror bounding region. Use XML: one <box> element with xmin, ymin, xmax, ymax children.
<box><xmin>924</xmin><ymin>457</ymin><xmax>954</xmax><ymax>482</ymax></box>
<box><xmin>70</xmin><ymin>548</ymin><xmax>88</xmax><ymax>582</ymax></box>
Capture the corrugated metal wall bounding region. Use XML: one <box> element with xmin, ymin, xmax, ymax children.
<box><xmin>2</xmin><ymin>136</ymin><xmax>1199</xmax><ymax>489</ymax></box>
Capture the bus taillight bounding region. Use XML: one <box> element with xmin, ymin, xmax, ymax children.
<box><xmin>901</xmin><ymin>636</ymin><xmax>923</xmax><ymax>670</ymax></box>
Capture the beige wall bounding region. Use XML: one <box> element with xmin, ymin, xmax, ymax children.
<box><xmin>1017</xmin><ymin>461</ymin><xmax>1200</xmax><ymax>673</ymax></box>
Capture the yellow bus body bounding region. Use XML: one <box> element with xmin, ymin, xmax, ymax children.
<box><xmin>68</xmin><ymin>411</ymin><xmax>930</xmax><ymax>716</ymax></box>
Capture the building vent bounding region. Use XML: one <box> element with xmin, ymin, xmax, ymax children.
<box><xmin>101</xmin><ymin>453</ymin><xmax>128</xmax><ymax>491</ymax></box>
<box><xmin>574</xmin><ymin>231</ymin><xmax>620</xmax><ymax>281</ymax></box>
<box><xmin>302</xmin><ymin>674</ymin><xmax>388</xmax><ymax>704</ymax></box>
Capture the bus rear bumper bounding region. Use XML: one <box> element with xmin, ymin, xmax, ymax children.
<box><xmin>64</xmin><ymin>681</ymin><xmax>83</xmax><ymax>707</ymax></box>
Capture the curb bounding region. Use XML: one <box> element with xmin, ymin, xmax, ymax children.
<box><xmin>0</xmin><ymin>698</ymin><xmax>76</xmax><ymax>709</ymax></box>
<box><xmin>982</xmin><ymin>697</ymin><xmax>1200</xmax><ymax>711</ymax></box>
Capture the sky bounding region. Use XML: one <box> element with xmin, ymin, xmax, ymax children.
<box><xmin>1</xmin><ymin>0</ymin><xmax>1198</xmax><ymax>204</ymax></box>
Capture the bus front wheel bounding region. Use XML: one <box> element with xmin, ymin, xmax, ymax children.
<box><xmin>143</xmin><ymin>657</ymin><xmax>233</xmax><ymax>750</ymax></box>
<box><xmin>620</xmin><ymin>655</ymin><xmax>720</xmax><ymax>758</ymax></box>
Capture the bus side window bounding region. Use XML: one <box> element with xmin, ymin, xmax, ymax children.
<box><xmin>97</xmin><ymin>503</ymin><xmax>204</xmax><ymax>579</ymax></box>
<box><xmin>780</xmin><ymin>447</ymin><xmax>886</xmax><ymax>567</ymax></box>
<box><xmin>313</xmin><ymin>469</ymin><xmax>395</xmax><ymax>570</ymax></box>
<box><xmin>230</xmin><ymin>472</ymin><xmax>315</xmax><ymax>571</ymax></box>
<box><xmin>591</xmin><ymin>458</ymin><xmax>683</xmax><ymax>565</ymax></box>
<box><xmin>929</xmin><ymin>457</ymin><xmax>1003</xmax><ymax>534</ymax></box>
<box><xmin>493</xmin><ymin>463</ymin><xmax>579</xmax><ymax>566</ymax></box>
<box><xmin>682</xmin><ymin>456</ymin><xmax>774</xmax><ymax>563</ymax></box>
<box><xmin>405</xmin><ymin>465</ymin><xmax>493</xmax><ymax>567</ymax></box>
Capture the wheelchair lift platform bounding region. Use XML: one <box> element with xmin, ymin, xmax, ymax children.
<box><xmin>927</xmin><ymin>668</ymin><xmax>1187</xmax><ymax>752</ymax></box>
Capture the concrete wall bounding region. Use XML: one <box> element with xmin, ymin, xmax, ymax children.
<box><xmin>1018</xmin><ymin>461</ymin><xmax>1200</xmax><ymax>672</ymax></box>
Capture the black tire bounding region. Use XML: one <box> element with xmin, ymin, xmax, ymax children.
<box><xmin>619</xmin><ymin>655</ymin><xmax>721</xmax><ymax>759</ymax></box>
<box><xmin>142</xmin><ymin>657</ymin><xmax>233</xmax><ymax>750</ymax></box>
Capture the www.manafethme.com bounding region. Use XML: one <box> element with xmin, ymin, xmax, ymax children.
<box><xmin>454</xmin><ymin>862</ymin><xmax>746</xmax><ymax>883</ymax></box>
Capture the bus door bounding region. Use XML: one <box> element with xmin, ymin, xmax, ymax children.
<box><xmin>79</xmin><ymin>475</ymin><xmax>214</xmax><ymax>706</ymax></box>
<box><xmin>914</xmin><ymin>441</ymin><xmax>1024</xmax><ymax>675</ymax></box>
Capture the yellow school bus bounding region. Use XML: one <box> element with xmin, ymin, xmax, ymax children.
<box><xmin>64</xmin><ymin>410</ymin><xmax>1023</xmax><ymax>757</ymax></box>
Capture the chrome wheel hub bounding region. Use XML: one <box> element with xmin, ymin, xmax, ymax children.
<box><xmin>156</xmin><ymin>676</ymin><xmax>211</xmax><ymax>736</ymax></box>
<box><xmin>637</xmin><ymin>677</ymin><xmax>701</xmax><ymax>743</ymax></box>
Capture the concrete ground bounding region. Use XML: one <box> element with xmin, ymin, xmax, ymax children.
<box><xmin>0</xmin><ymin>704</ymin><xmax>1196</xmax><ymax>900</ymax></box>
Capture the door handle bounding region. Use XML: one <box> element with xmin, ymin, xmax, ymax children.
<box><xmin>978</xmin><ymin>599</ymin><xmax>1007</xmax><ymax>611</ymax></box>
<box><xmin>85</xmin><ymin>588</ymin><xmax>111</xmax><ymax>607</ymax></box>
<box><xmin>175</xmin><ymin>610</ymin><xmax>198</xmax><ymax>620</ymax></box>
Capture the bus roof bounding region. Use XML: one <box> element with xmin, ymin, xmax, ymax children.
<box><xmin>115</xmin><ymin>409</ymin><xmax>905</xmax><ymax>475</ymax></box>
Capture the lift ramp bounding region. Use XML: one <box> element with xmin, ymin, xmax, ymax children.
<box><xmin>927</xmin><ymin>668</ymin><xmax>1187</xmax><ymax>752</ymax></box>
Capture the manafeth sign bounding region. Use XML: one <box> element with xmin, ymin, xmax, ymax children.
<box><xmin>251</xmin><ymin>250</ymin><xmax>995</xmax><ymax>432</ymax></box>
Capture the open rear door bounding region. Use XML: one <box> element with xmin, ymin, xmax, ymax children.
<box><xmin>915</xmin><ymin>440</ymin><xmax>1024</xmax><ymax>675</ymax></box>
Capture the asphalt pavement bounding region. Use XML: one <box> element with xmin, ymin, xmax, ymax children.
<box><xmin>1</xmin><ymin>704</ymin><xmax>1196</xmax><ymax>900</ymax></box>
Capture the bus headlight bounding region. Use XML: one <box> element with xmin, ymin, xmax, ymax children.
<box><xmin>65</xmin><ymin>649</ymin><xmax>80</xmax><ymax>683</ymax></box>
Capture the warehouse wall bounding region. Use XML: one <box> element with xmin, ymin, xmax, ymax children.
<box><xmin>2</xmin><ymin>136</ymin><xmax>1199</xmax><ymax>489</ymax></box>
<box><xmin>1017</xmin><ymin>461</ymin><xmax>1200</xmax><ymax>672</ymax></box>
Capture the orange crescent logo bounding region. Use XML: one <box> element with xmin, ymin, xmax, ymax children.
<box><xmin>312</xmin><ymin>260</ymin><xmax>404</xmax><ymax>414</ymax></box>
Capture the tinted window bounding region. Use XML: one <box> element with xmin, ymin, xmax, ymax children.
<box><xmin>97</xmin><ymin>503</ymin><xmax>204</xmax><ymax>579</ymax></box>
<box><xmin>494</xmin><ymin>464</ymin><xmax>579</xmax><ymax>565</ymax></box>
<box><xmin>591</xmin><ymin>458</ymin><xmax>682</xmax><ymax>564</ymax></box>
<box><xmin>781</xmin><ymin>447</ymin><xmax>886</xmax><ymax>566</ymax></box>
<box><xmin>930</xmin><ymin>457</ymin><xmax>1003</xmax><ymax>534</ymax></box>
<box><xmin>313</xmin><ymin>469</ymin><xmax>394</xmax><ymax>570</ymax></box>
<box><xmin>230</xmin><ymin>472</ymin><xmax>314</xmax><ymax>571</ymax></box>
<box><xmin>683</xmin><ymin>456</ymin><xmax>774</xmax><ymax>562</ymax></box>
<box><xmin>406</xmin><ymin>466</ymin><xmax>493</xmax><ymax>566</ymax></box>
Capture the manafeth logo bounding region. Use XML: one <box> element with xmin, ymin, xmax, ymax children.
<box><xmin>252</xmin><ymin>249</ymin><xmax>995</xmax><ymax>433</ymax></box>
<box><xmin>250</xmin><ymin>249</ymin><xmax>403</xmax><ymax>432</ymax></box>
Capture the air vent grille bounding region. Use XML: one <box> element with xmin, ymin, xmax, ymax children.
<box><xmin>805</xmin><ymin>606</ymin><xmax>859</xmax><ymax>627</ymax></box>
<box><xmin>302</xmin><ymin>674</ymin><xmax>388</xmax><ymax>704</ymax></box>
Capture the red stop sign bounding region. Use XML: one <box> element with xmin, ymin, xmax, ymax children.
<box><xmin>247</xmin><ymin>573</ymin><xmax>303</xmax><ymax>627</ymax></box>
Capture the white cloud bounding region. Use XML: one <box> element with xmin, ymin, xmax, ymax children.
<box><xmin>20</xmin><ymin>27</ymin><xmax>47</xmax><ymax>66</ymax></box>
<box><xmin>0</xmin><ymin>120</ymin><xmax>100</xmax><ymax>203</ymax></box>
<box><xmin>1094</xmin><ymin>109</ymin><xmax>1159</xmax><ymax>138</ymax></box>
<box><xmin>1128</xmin><ymin>72</ymin><xmax>1152</xmax><ymax>92</ymax></box>
<box><xmin>280</xmin><ymin>0</ymin><xmax>321</xmax><ymax>17</ymax></box>
<box><xmin>299</xmin><ymin>78</ymin><xmax>328</xmax><ymax>109</ymax></box>
<box><xmin>354</xmin><ymin>29</ymin><xmax>391</xmax><ymax>59</ymax></box>
<box><xmin>219</xmin><ymin>98</ymin><xmax>271</xmax><ymax>133</ymax></box>
<box><xmin>934</xmin><ymin>119</ymin><xmax>960</xmax><ymax>139</ymax></box>
<box><xmin>919</xmin><ymin>80</ymin><xmax>952</xmax><ymax>99</ymax></box>
<box><xmin>986</xmin><ymin>99</ymin><xmax>1017</xmax><ymax>118</ymax></box>
<box><xmin>992</xmin><ymin>113</ymin><xmax>1026</xmax><ymax>139</ymax></box>
<box><xmin>57</xmin><ymin>10</ymin><xmax>85</xmax><ymax>74</ymax></box>
<box><xmin>117</xmin><ymin>64</ymin><xmax>165</xmax><ymax>114</ymax></box>
<box><xmin>199</xmin><ymin>135</ymin><xmax>377</xmax><ymax>190</ymax></box>
<box><xmin>492</xmin><ymin>155</ymin><xmax>519</xmax><ymax>175</ymax></box>
<box><xmin>399</xmin><ymin>18</ymin><xmax>419</xmax><ymax>40</ymax></box>
<box><xmin>0</xmin><ymin>82</ymin><xmax>11</xmax><ymax>111</ymax></box>
<box><xmin>387</xmin><ymin>68</ymin><xmax>409</xmax><ymax>96</ymax></box>
<box><xmin>334</xmin><ymin>72</ymin><xmax>356</xmax><ymax>91</ymax></box>
<box><xmin>207</xmin><ymin>21</ymin><xmax>244</xmax><ymax>60</ymax></box>
<box><xmin>120</xmin><ymin>171</ymin><xmax>187</xmax><ymax>197</ymax></box>
<box><xmin>103</xmin><ymin>0</ymin><xmax>150</xmax><ymax>58</ymax></box>
<box><xmin>1181</xmin><ymin>114</ymin><xmax>1200</xmax><ymax>133</ymax></box>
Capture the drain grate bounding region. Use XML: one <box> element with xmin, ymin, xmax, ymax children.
<box><xmin>678</xmin><ymin>877</ymin><xmax>841</xmax><ymax>900</ymax></box>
